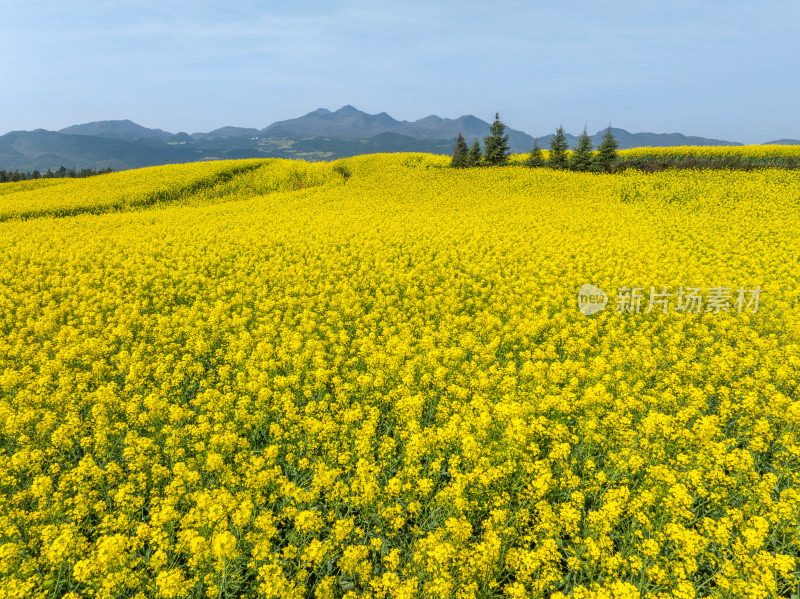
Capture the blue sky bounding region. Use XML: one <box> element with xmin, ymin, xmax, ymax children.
<box><xmin>1</xmin><ymin>0</ymin><xmax>797</xmax><ymax>143</ymax></box>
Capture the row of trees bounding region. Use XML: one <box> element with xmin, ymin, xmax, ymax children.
<box><xmin>450</xmin><ymin>113</ymin><xmax>511</xmax><ymax>168</ymax></box>
<box><xmin>0</xmin><ymin>165</ymin><xmax>114</xmax><ymax>183</ymax></box>
<box><xmin>450</xmin><ymin>113</ymin><xmax>619</xmax><ymax>173</ymax></box>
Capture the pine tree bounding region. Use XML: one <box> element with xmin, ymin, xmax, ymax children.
<box><xmin>483</xmin><ymin>112</ymin><xmax>511</xmax><ymax>166</ymax></box>
<box><xmin>594</xmin><ymin>125</ymin><xmax>619</xmax><ymax>173</ymax></box>
<box><xmin>450</xmin><ymin>133</ymin><xmax>469</xmax><ymax>168</ymax></box>
<box><xmin>467</xmin><ymin>139</ymin><xmax>482</xmax><ymax>167</ymax></box>
<box><xmin>548</xmin><ymin>125</ymin><xmax>569</xmax><ymax>169</ymax></box>
<box><xmin>569</xmin><ymin>126</ymin><xmax>594</xmax><ymax>171</ymax></box>
<box><xmin>524</xmin><ymin>139</ymin><xmax>544</xmax><ymax>167</ymax></box>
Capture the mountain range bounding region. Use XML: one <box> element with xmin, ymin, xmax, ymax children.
<box><xmin>2</xmin><ymin>105</ymin><xmax>798</xmax><ymax>172</ymax></box>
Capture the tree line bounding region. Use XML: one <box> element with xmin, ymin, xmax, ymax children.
<box><xmin>0</xmin><ymin>165</ymin><xmax>114</xmax><ymax>183</ymax></box>
<box><xmin>450</xmin><ymin>113</ymin><xmax>619</xmax><ymax>173</ymax></box>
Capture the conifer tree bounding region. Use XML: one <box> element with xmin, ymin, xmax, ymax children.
<box><xmin>450</xmin><ymin>133</ymin><xmax>469</xmax><ymax>168</ymax></box>
<box><xmin>548</xmin><ymin>125</ymin><xmax>569</xmax><ymax>169</ymax></box>
<box><xmin>483</xmin><ymin>112</ymin><xmax>511</xmax><ymax>166</ymax></box>
<box><xmin>525</xmin><ymin>139</ymin><xmax>544</xmax><ymax>167</ymax></box>
<box><xmin>569</xmin><ymin>125</ymin><xmax>594</xmax><ymax>171</ymax></box>
<box><xmin>594</xmin><ymin>125</ymin><xmax>619</xmax><ymax>173</ymax></box>
<box><xmin>467</xmin><ymin>139</ymin><xmax>482</xmax><ymax>167</ymax></box>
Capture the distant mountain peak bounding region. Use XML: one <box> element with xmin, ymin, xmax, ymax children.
<box><xmin>417</xmin><ymin>115</ymin><xmax>444</xmax><ymax>124</ymax></box>
<box><xmin>764</xmin><ymin>138</ymin><xmax>800</xmax><ymax>145</ymax></box>
<box><xmin>59</xmin><ymin>119</ymin><xmax>172</xmax><ymax>141</ymax></box>
<box><xmin>262</xmin><ymin>105</ymin><xmax>404</xmax><ymax>140</ymax></box>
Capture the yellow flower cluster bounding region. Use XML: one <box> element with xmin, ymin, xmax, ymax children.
<box><xmin>509</xmin><ymin>143</ymin><xmax>800</xmax><ymax>164</ymax></box>
<box><xmin>0</xmin><ymin>151</ymin><xmax>798</xmax><ymax>598</ymax></box>
<box><xmin>0</xmin><ymin>177</ymin><xmax>70</xmax><ymax>196</ymax></box>
<box><xmin>618</xmin><ymin>143</ymin><xmax>800</xmax><ymax>162</ymax></box>
<box><xmin>0</xmin><ymin>158</ymin><xmax>344</xmax><ymax>221</ymax></box>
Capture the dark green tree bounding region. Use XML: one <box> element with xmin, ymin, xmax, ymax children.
<box><xmin>467</xmin><ymin>139</ymin><xmax>482</xmax><ymax>167</ymax></box>
<box><xmin>593</xmin><ymin>125</ymin><xmax>619</xmax><ymax>173</ymax></box>
<box><xmin>569</xmin><ymin>125</ymin><xmax>594</xmax><ymax>171</ymax></box>
<box><xmin>548</xmin><ymin>125</ymin><xmax>569</xmax><ymax>169</ymax></box>
<box><xmin>524</xmin><ymin>139</ymin><xmax>544</xmax><ymax>167</ymax></box>
<box><xmin>450</xmin><ymin>133</ymin><xmax>469</xmax><ymax>168</ymax></box>
<box><xmin>483</xmin><ymin>112</ymin><xmax>511</xmax><ymax>166</ymax></box>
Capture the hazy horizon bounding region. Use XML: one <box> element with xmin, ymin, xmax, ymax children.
<box><xmin>2</xmin><ymin>1</ymin><xmax>797</xmax><ymax>145</ymax></box>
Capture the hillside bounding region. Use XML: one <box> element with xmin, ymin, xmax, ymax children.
<box><xmin>2</xmin><ymin>153</ymin><xmax>799</xmax><ymax>597</ymax></box>
<box><xmin>1</xmin><ymin>106</ymin><xmax>770</xmax><ymax>173</ymax></box>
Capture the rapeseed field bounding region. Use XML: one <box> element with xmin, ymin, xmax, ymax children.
<box><xmin>0</xmin><ymin>151</ymin><xmax>799</xmax><ymax>598</ymax></box>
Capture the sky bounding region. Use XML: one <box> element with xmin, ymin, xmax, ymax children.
<box><xmin>1</xmin><ymin>0</ymin><xmax>797</xmax><ymax>144</ymax></box>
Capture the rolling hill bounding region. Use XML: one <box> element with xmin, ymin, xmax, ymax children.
<box><xmin>2</xmin><ymin>106</ymin><xmax>791</xmax><ymax>172</ymax></box>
